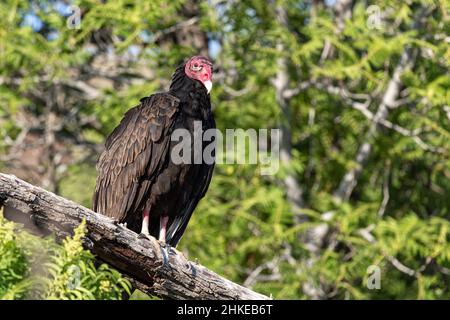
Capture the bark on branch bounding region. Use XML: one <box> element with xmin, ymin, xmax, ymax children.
<box><xmin>0</xmin><ymin>172</ymin><xmax>269</xmax><ymax>300</ymax></box>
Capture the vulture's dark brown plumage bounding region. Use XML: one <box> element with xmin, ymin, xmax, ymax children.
<box><xmin>93</xmin><ymin>56</ymin><xmax>215</xmax><ymax>247</ymax></box>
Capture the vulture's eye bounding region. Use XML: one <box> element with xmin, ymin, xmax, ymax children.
<box><xmin>191</xmin><ymin>63</ymin><xmax>202</xmax><ymax>71</ymax></box>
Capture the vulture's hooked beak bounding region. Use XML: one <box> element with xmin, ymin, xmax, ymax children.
<box><xmin>204</xmin><ymin>80</ymin><xmax>212</xmax><ymax>94</ymax></box>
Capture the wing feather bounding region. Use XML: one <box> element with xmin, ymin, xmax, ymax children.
<box><xmin>92</xmin><ymin>93</ymin><xmax>180</xmax><ymax>221</ymax></box>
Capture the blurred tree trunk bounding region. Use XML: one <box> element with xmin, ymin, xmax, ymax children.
<box><xmin>300</xmin><ymin>0</ymin><xmax>355</xmax><ymax>299</ymax></box>
<box><xmin>273</xmin><ymin>2</ymin><xmax>305</xmax><ymax>220</ymax></box>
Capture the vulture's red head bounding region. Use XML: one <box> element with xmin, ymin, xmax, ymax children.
<box><xmin>184</xmin><ymin>56</ymin><xmax>213</xmax><ymax>94</ymax></box>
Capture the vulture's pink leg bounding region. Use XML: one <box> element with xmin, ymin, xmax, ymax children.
<box><xmin>139</xmin><ymin>210</ymin><xmax>164</xmax><ymax>262</ymax></box>
<box><xmin>159</xmin><ymin>215</ymin><xmax>169</xmax><ymax>243</ymax></box>
<box><xmin>140</xmin><ymin>210</ymin><xmax>150</xmax><ymax>235</ymax></box>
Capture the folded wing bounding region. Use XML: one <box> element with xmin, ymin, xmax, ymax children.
<box><xmin>92</xmin><ymin>93</ymin><xmax>179</xmax><ymax>222</ymax></box>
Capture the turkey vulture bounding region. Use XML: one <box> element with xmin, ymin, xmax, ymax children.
<box><xmin>93</xmin><ymin>56</ymin><xmax>215</xmax><ymax>247</ymax></box>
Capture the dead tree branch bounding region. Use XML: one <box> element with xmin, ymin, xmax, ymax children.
<box><xmin>0</xmin><ymin>173</ymin><xmax>270</xmax><ymax>300</ymax></box>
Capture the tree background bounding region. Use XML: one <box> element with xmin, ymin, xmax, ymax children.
<box><xmin>0</xmin><ymin>0</ymin><xmax>449</xmax><ymax>299</ymax></box>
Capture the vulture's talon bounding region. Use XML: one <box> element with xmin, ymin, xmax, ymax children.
<box><xmin>160</xmin><ymin>243</ymin><xmax>175</xmax><ymax>256</ymax></box>
<box><xmin>160</xmin><ymin>245</ymin><xmax>171</xmax><ymax>269</ymax></box>
<box><xmin>138</xmin><ymin>232</ymin><xmax>150</xmax><ymax>239</ymax></box>
<box><xmin>138</xmin><ymin>233</ymin><xmax>164</xmax><ymax>262</ymax></box>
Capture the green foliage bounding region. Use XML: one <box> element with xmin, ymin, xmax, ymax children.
<box><xmin>41</xmin><ymin>220</ymin><xmax>131</xmax><ymax>300</ymax></box>
<box><xmin>0</xmin><ymin>210</ymin><xmax>131</xmax><ymax>300</ymax></box>
<box><xmin>0</xmin><ymin>209</ymin><xmax>31</xmax><ymax>299</ymax></box>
